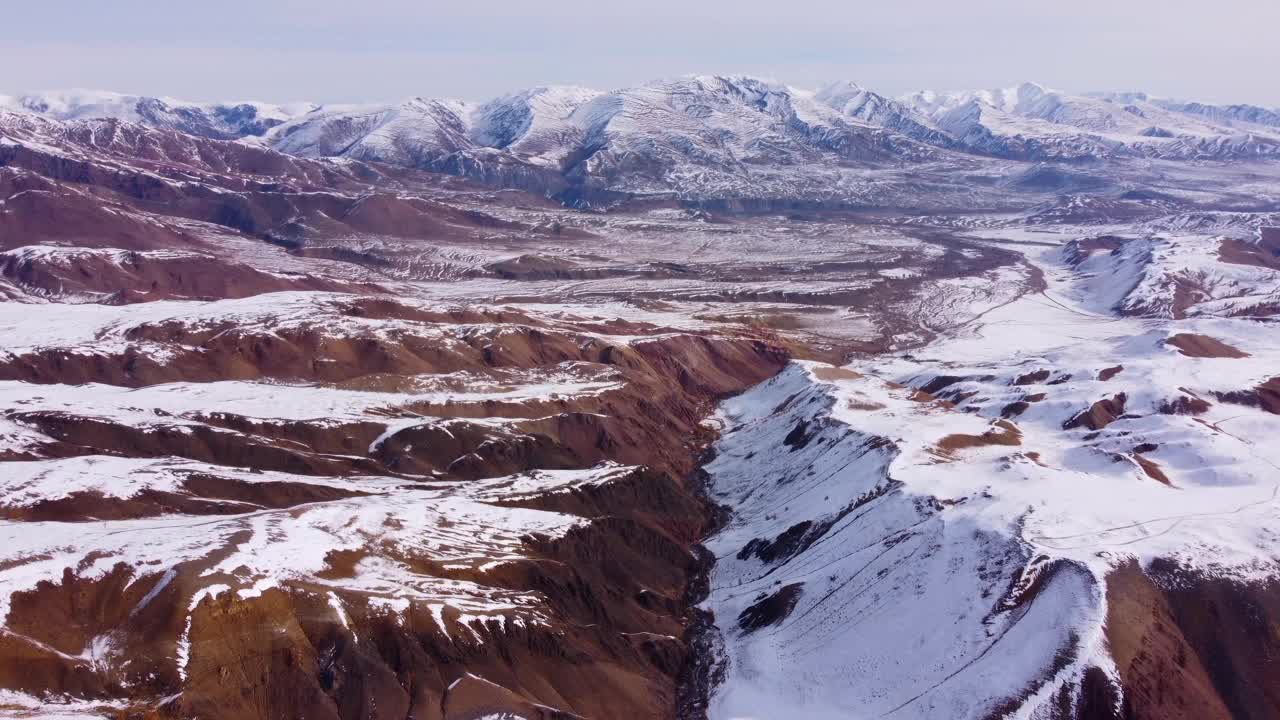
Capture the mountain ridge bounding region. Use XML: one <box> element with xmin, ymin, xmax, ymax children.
<box><xmin>6</xmin><ymin>76</ymin><xmax>1280</xmax><ymax>208</ymax></box>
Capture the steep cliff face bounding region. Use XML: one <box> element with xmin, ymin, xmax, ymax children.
<box><xmin>701</xmin><ymin>358</ymin><xmax>1280</xmax><ymax>718</ymax></box>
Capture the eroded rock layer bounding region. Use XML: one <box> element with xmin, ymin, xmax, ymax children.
<box><xmin>0</xmin><ymin>288</ymin><xmax>788</xmax><ymax>720</ymax></box>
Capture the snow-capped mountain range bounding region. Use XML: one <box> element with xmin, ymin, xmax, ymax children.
<box><xmin>902</xmin><ymin>82</ymin><xmax>1280</xmax><ymax>161</ymax></box>
<box><xmin>0</xmin><ymin>89</ymin><xmax>316</xmax><ymax>140</ymax></box>
<box><xmin>5</xmin><ymin>77</ymin><xmax>1280</xmax><ymax>205</ymax></box>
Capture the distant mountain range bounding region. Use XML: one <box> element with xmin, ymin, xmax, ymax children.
<box><xmin>5</xmin><ymin>77</ymin><xmax>1280</xmax><ymax>206</ymax></box>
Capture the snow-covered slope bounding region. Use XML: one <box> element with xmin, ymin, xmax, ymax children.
<box><xmin>1</xmin><ymin>89</ymin><xmax>314</xmax><ymax>139</ymax></box>
<box><xmin>901</xmin><ymin>82</ymin><xmax>1280</xmax><ymax>161</ymax></box>
<box><xmin>814</xmin><ymin>81</ymin><xmax>957</xmax><ymax>149</ymax></box>
<box><xmin>469</xmin><ymin>85</ymin><xmax>602</xmax><ymax>164</ymax></box>
<box><xmin>265</xmin><ymin>97</ymin><xmax>475</xmax><ymax>165</ymax></box>
<box><xmin>10</xmin><ymin>78</ymin><xmax>1280</xmax><ymax>205</ymax></box>
<box><xmin>551</xmin><ymin>75</ymin><xmax>946</xmax><ymax>201</ymax></box>
<box><xmin>251</xmin><ymin>75</ymin><xmax>952</xmax><ymax>204</ymax></box>
<box><xmin>1096</xmin><ymin>92</ymin><xmax>1280</xmax><ymax>131</ymax></box>
<box><xmin>702</xmin><ymin>232</ymin><xmax>1280</xmax><ymax>717</ymax></box>
<box><xmin>1063</xmin><ymin>231</ymin><xmax>1280</xmax><ymax>319</ymax></box>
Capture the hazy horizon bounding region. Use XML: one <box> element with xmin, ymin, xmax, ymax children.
<box><xmin>7</xmin><ymin>0</ymin><xmax>1279</xmax><ymax>107</ymax></box>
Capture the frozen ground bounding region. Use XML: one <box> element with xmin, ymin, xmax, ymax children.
<box><xmin>703</xmin><ymin>222</ymin><xmax>1280</xmax><ymax>718</ymax></box>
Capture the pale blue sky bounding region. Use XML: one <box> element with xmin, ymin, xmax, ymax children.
<box><xmin>5</xmin><ymin>0</ymin><xmax>1278</xmax><ymax>105</ymax></box>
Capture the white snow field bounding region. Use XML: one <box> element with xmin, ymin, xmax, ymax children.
<box><xmin>703</xmin><ymin>233</ymin><xmax>1280</xmax><ymax>719</ymax></box>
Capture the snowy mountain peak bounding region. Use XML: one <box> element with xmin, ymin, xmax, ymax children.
<box><xmin>8</xmin><ymin>78</ymin><xmax>1280</xmax><ymax>197</ymax></box>
<box><xmin>1016</xmin><ymin>80</ymin><xmax>1052</xmax><ymax>96</ymax></box>
<box><xmin>469</xmin><ymin>85</ymin><xmax>601</xmax><ymax>149</ymax></box>
<box><xmin>1</xmin><ymin>89</ymin><xmax>317</xmax><ymax>139</ymax></box>
<box><xmin>1090</xmin><ymin>90</ymin><xmax>1153</xmax><ymax>104</ymax></box>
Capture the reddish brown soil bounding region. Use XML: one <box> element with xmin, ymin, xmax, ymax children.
<box><xmin>0</xmin><ymin>299</ymin><xmax>597</xmax><ymax>387</ymax></box>
<box><xmin>737</xmin><ymin>584</ymin><xmax>804</xmax><ymax>633</ymax></box>
<box><xmin>1</xmin><ymin>473</ymin><xmax>371</xmax><ymax>522</ymax></box>
<box><xmin>0</xmin><ymin>247</ymin><xmax>376</xmax><ymax>302</ymax></box>
<box><xmin>1159</xmin><ymin>392</ymin><xmax>1212</xmax><ymax>416</ymax></box>
<box><xmin>1097</xmin><ymin>365</ymin><xmax>1124</xmax><ymax>381</ymax></box>
<box><xmin>1218</xmin><ymin>232</ymin><xmax>1280</xmax><ymax>272</ymax></box>
<box><xmin>936</xmin><ymin>419</ymin><xmax>1022</xmax><ymax>455</ymax></box>
<box><xmin>1133</xmin><ymin>455</ymin><xmax>1171</xmax><ymax>485</ymax></box>
<box><xmin>123</xmin><ymin>466</ymin><xmax>705</xmax><ymax>720</ymax></box>
<box><xmin>1002</xmin><ymin>392</ymin><xmax>1046</xmax><ymax>418</ymax></box>
<box><xmin>1014</xmin><ymin>369</ymin><xmax>1052</xmax><ymax>385</ymax></box>
<box><xmin>0</xmin><ymin>117</ymin><xmax>526</xmax><ymax>256</ymax></box>
<box><xmin>1164</xmin><ymin>334</ymin><xmax>1250</xmax><ymax>359</ymax></box>
<box><xmin>1104</xmin><ymin>561</ymin><xmax>1280</xmax><ymax>719</ymax></box>
<box><xmin>810</xmin><ymin>366</ymin><xmax>863</xmax><ymax>382</ymax></box>
<box><xmin>2</xmin><ymin>331</ymin><xmax>787</xmax><ymax>482</ymax></box>
<box><xmin>0</xmin><ymin>301</ymin><xmax>791</xmax><ymax>719</ymax></box>
<box><xmin>0</xmin><ymin>176</ymin><xmax>200</xmax><ymax>252</ymax></box>
<box><xmin>1063</xmin><ymin>394</ymin><xmax>1127</xmax><ymax>431</ymax></box>
<box><xmin>483</xmin><ymin>254</ymin><xmax>616</xmax><ymax>281</ymax></box>
<box><xmin>1063</xmin><ymin>235</ymin><xmax>1126</xmax><ymax>267</ymax></box>
<box><xmin>1213</xmin><ymin>377</ymin><xmax>1280</xmax><ymax>415</ymax></box>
